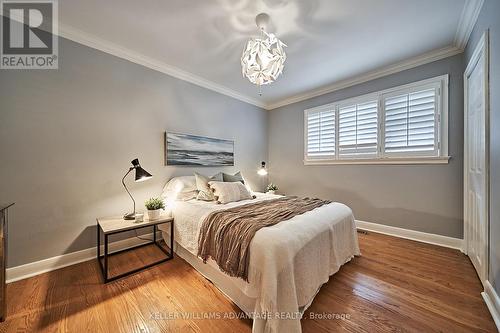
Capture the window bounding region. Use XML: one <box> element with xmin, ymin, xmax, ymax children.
<box><xmin>338</xmin><ymin>100</ymin><xmax>378</xmax><ymax>158</ymax></box>
<box><xmin>304</xmin><ymin>75</ymin><xmax>449</xmax><ymax>164</ymax></box>
<box><xmin>383</xmin><ymin>87</ymin><xmax>437</xmax><ymax>156</ymax></box>
<box><xmin>306</xmin><ymin>108</ymin><xmax>335</xmax><ymax>158</ymax></box>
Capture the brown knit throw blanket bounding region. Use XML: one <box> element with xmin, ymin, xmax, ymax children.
<box><xmin>197</xmin><ymin>196</ymin><xmax>332</xmax><ymax>281</ymax></box>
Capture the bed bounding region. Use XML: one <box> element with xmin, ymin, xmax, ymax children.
<box><xmin>157</xmin><ymin>190</ymin><xmax>360</xmax><ymax>333</ymax></box>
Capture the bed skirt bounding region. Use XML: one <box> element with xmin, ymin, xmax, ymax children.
<box><xmin>162</xmin><ymin>231</ymin><xmax>257</xmax><ymax>315</ymax></box>
<box><xmin>161</xmin><ymin>231</ymin><xmax>353</xmax><ymax>330</ymax></box>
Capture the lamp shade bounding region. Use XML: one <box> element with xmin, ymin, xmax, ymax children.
<box><xmin>258</xmin><ymin>161</ymin><xmax>268</xmax><ymax>176</ymax></box>
<box><xmin>135</xmin><ymin>166</ymin><xmax>152</xmax><ymax>182</ymax></box>
<box><xmin>130</xmin><ymin>158</ymin><xmax>152</xmax><ymax>182</ymax></box>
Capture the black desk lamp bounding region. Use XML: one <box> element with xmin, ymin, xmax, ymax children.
<box><xmin>122</xmin><ymin>158</ymin><xmax>152</xmax><ymax>220</ymax></box>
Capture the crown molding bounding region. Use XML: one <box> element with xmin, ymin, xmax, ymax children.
<box><xmin>454</xmin><ymin>0</ymin><xmax>484</xmax><ymax>50</ymax></box>
<box><xmin>55</xmin><ymin>24</ymin><xmax>465</xmax><ymax>111</ymax></box>
<box><xmin>265</xmin><ymin>0</ymin><xmax>482</xmax><ymax>110</ymax></box>
<box><xmin>56</xmin><ymin>24</ymin><xmax>267</xmax><ymax>109</ymax></box>
<box><xmin>266</xmin><ymin>0</ymin><xmax>484</xmax><ymax>110</ymax></box>
<box><xmin>2</xmin><ymin>13</ymin><xmax>265</xmax><ymax>108</ymax></box>
<box><xmin>4</xmin><ymin>0</ymin><xmax>480</xmax><ymax>111</ymax></box>
<box><xmin>265</xmin><ymin>45</ymin><xmax>462</xmax><ymax>110</ymax></box>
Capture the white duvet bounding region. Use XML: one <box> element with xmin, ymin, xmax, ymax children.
<box><xmin>159</xmin><ymin>193</ymin><xmax>360</xmax><ymax>333</ymax></box>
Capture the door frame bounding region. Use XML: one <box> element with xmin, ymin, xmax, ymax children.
<box><xmin>463</xmin><ymin>30</ymin><xmax>490</xmax><ymax>285</ymax></box>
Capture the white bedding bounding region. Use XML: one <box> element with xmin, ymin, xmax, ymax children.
<box><xmin>159</xmin><ymin>193</ymin><xmax>360</xmax><ymax>333</ymax></box>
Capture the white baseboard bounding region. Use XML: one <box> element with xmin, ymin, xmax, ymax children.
<box><xmin>482</xmin><ymin>280</ymin><xmax>500</xmax><ymax>331</ymax></box>
<box><xmin>355</xmin><ymin>220</ymin><xmax>464</xmax><ymax>251</ymax></box>
<box><xmin>6</xmin><ymin>221</ymin><xmax>464</xmax><ymax>283</ymax></box>
<box><xmin>6</xmin><ymin>232</ymin><xmax>160</xmax><ymax>283</ymax></box>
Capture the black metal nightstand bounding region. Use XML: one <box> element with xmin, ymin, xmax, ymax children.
<box><xmin>96</xmin><ymin>215</ymin><xmax>174</xmax><ymax>283</ymax></box>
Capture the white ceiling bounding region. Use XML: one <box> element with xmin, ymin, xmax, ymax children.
<box><xmin>59</xmin><ymin>0</ymin><xmax>474</xmax><ymax>109</ymax></box>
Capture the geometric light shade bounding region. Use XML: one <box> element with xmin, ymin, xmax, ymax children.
<box><xmin>241</xmin><ymin>32</ymin><xmax>287</xmax><ymax>86</ymax></box>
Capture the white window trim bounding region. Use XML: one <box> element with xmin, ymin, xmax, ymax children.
<box><xmin>304</xmin><ymin>75</ymin><xmax>450</xmax><ymax>165</ymax></box>
<box><xmin>304</xmin><ymin>156</ymin><xmax>451</xmax><ymax>165</ymax></box>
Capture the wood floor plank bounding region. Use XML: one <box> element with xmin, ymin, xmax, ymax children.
<box><xmin>0</xmin><ymin>232</ymin><xmax>496</xmax><ymax>333</ymax></box>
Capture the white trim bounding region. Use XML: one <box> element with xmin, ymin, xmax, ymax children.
<box><xmin>454</xmin><ymin>0</ymin><xmax>484</xmax><ymax>50</ymax></box>
<box><xmin>2</xmin><ymin>13</ymin><xmax>261</xmax><ymax>108</ymax></box>
<box><xmin>356</xmin><ymin>220</ymin><xmax>463</xmax><ymax>251</ymax></box>
<box><xmin>60</xmin><ymin>25</ymin><xmax>462</xmax><ymax>111</ymax></box>
<box><xmin>5</xmin><ymin>2</ymin><xmax>480</xmax><ymax>111</ymax></box>
<box><xmin>267</xmin><ymin>46</ymin><xmax>461</xmax><ymax>110</ymax></box>
<box><xmin>4</xmin><ymin>221</ymin><xmax>466</xmax><ymax>284</ymax></box>
<box><xmin>463</xmin><ymin>30</ymin><xmax>490</xmax><ymax>285</ymax></box>
<box><xmin>440</xmin><ymin>73</ymin><xmax>450</xmax><ymax>157</ymax></box>
<box><xmin>482</xmin><ymin>280</ymin><xmax>500</xmax><ymax>330</ymax></box>
<box><xmin>304</xmin><ymin>75</ymin><xmax>449</xmax><ymax>112</ymax></box>
<box><xmin>57</xmin><ymin>24</ymin><xmax>267</xmax><ymax>109</ymax></box>
<box><xmin>305</xmin><ymin>156</ymin><xmax>450</xmax><ymax>165</ymax></box>
<box><xmin>3</xmin><ymin>14</ymin><xmax>265</xmax><ymax>108</ymax></box>
<box><xmin>268</xmin><ymin>0</ymin><xmax>482</xmax><ymax>110</ymax></box>
<box><xmin>6</xmin><ymin>231</ymin><xmax>161</xmax><ymax>283</ymax></box>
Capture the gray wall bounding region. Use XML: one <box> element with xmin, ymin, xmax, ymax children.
<box><xmin>0</xmin><ymin>37</ymin><xmax>268</xmax><ymax>267</ymax></box>
<box><xmin>0</xmin><ymin>13</ymin><xmax>491</xmax><ymax>274</ymax></box>
<box><xmin>268</xmin><ymin>54</ymin><xmax>464</xmax><ymax>238</ymax></box>
<box><xmin>465</xmin><ymin>0</ymin><xmax>500</xmax><ymax>295</ymax></box>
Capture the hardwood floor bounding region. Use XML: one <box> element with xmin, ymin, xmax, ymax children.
<box><xmin>0</xmin><ymin>232</ymin><xmax>496</xmax><ymax>333</ymax></box>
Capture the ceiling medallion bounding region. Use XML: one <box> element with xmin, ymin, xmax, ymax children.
<box><xmin>241</xmin><ymin>13</ymin><xmax>287</xmax><ymax>95</ymax></box>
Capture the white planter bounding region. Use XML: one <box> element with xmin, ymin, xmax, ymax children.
<box><xmin>147</xmin><ymin>209</ymin><xmax>161</xmax><ymax>220</ymax></box>
<box><xmin>267</xmin><ymin>190</ymin><xmax>276</xmax><ymax>195</ymax></box>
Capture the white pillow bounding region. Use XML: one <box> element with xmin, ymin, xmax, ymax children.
<box><xmin>194</xmin><ymin>172</ymin><xmax>223</xmax><ymax>201</ymax></box>
<box><xmin>162</xmin><ymin>176</ymin><xmax>198</xmax><ymax>201</ymax></box>
<box><xmin>208</xmin><ymin>181</ymin><xmax>254</xmax><ymax>204</ymax></box>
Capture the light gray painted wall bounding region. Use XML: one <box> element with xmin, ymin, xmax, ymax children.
<box><xmin>465</xmin><ymin>0</ymin><xmax>500</xmax><ymax>295</ymax></box>
<box><xmin>268</xmin><ymin>54</ymin><xmax>464</xmax><ymax>238</ymax></box>
<box><xmin>0</xmin><ymin>37</ymin><xmax>268</xmax><ymax>268</ymax></box>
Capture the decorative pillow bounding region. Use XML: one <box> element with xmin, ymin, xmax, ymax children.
<box><xmin>208</xmin><ymin>181</ymin><xmax>254</xmax><ymax>204</ymax></box>
<box><xmin>194</xmin><ymin>172</ymin><xmax>223</xmax><ymax>201</ymax></box>
<box><xmin>222</xmin><ymin>171</ymin><xmax>245</xmax><ymax>184</ymax></box>
<box><xmin>162</xmin><ymin>176</ymin><xmax>198</xmax><ymax>201</ymax></box>
<box><xmin>211</xmin><ymin>172</ymin><xmax>223</xmax><ymax>182</ymax></box>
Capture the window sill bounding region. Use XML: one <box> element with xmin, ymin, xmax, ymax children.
<box><xmin>304</xmin><ymin>156</ymin><xmax>451</xmax><ymax>165</ymax></box>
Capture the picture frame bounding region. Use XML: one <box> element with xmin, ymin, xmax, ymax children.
<box><xmin>165</xmin><ymin>132</ymin><xmax>234</xmax><ymax>166</ymax></box>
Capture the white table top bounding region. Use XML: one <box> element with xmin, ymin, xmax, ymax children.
<box><xmin>97</xmin><ymin>215</ymin><xmax>173</xmax><ymax>234</ymax></box>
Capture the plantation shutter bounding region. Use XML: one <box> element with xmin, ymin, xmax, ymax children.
<box><xmin>306</xmin><ymin>109</ymin><xmax>335</xmax><ymax>158</ymax></box>
<box><xmin>338</xmin><ymin>100</ymin><xmax>378</xmax><ymax>157</ymax></box>
<box><xmin>383</xmin><ymin>87</ymin><xmax>437</xmax><ymax>155</ymax></box>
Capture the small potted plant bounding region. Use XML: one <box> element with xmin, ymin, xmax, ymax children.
<box><xmin>144</xmin><ymin>197</ymin><xmax>165</xmax><ymax>221</ymax></box>
<box><xmin>266</xmin><ymin>183</ymin><xmax>278</xmax><ymax>195</ymax></box>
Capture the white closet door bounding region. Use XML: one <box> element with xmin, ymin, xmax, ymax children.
<box><xmin>464</xmin><ymin>31</ymin><xmax>489</xmax><ymax>285</ymax></box>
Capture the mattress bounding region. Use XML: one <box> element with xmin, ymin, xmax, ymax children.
<box><xmin>158</xmin><ymin>193</ymin><xmax>360</xmax><ymax>333</ymax></box>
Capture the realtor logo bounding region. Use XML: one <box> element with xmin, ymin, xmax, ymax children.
<box><xmin>1</xmin><ymin>0</ymin><xmax>58</xmax><ymax>69</ymax></box>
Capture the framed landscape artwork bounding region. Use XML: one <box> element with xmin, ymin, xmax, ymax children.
<box><xmin>165</xmin><ymin>132</ymin><xmax>234</xmax><ymax>166</ymax></box>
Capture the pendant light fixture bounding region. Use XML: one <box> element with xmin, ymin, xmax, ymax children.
<box><xmin>241</xmin><ymin>13</ymin><xmax>287</xmax><ymax>94</ymax></box>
